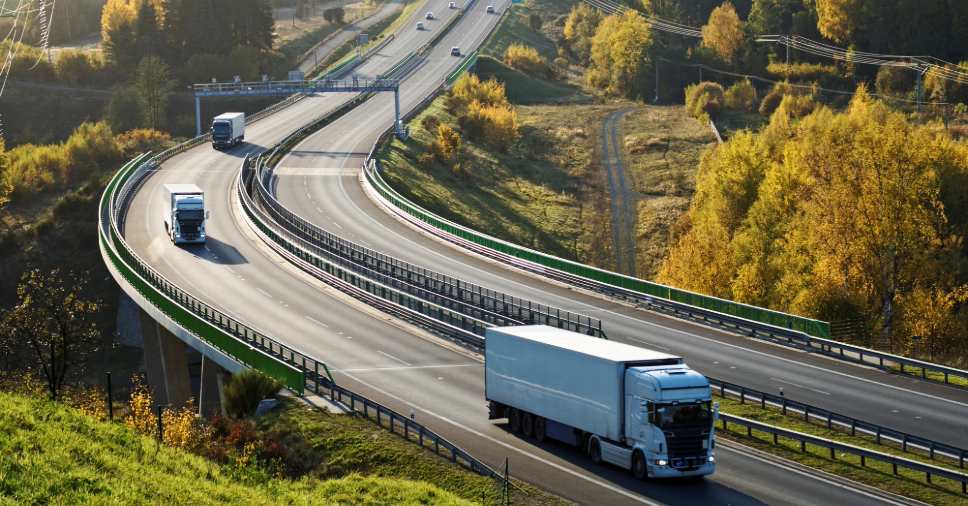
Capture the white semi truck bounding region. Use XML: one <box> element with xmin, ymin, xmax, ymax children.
<box><xmin>485</xmin><ymin>325</ymin><xmax>716</xmax><ymax>479</ymax></box>
<box><xmin>163</xmin><ymin>184</ymin><xmax>207</xmax><ymax>245</ymax></box>
<box><xmin>211</xmin><ymin>112</ymin><xmax>245</xmax><ymax>149</ymax></box>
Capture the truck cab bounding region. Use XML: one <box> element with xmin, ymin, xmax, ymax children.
<box><xmin>625</xmin><ymin>367</ymin><xmax>715</xmax><ymax>478</ymax></box>
<box><xmin>164</xmin><ymin>184</ymin><xmax>207</xmax><ymax>245</ymax></box>
<box><xmin>211</xmin><ymin>112</ymin><xmax>245</xmax><ymax>149</ymax></box>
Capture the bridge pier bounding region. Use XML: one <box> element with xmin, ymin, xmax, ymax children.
<box><xmin>198</xmin><ymin>355</ymin><xmax>227</xmax><ymax>418</ymax></box>
<box><xmin>139</xmin><ymin>310</ymin><xmax>193</xmax><ymax>408</ymax></box>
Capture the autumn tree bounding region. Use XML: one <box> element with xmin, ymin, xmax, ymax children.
<box><xmin>586</xmin><ymin>10</ymin><xmax>653</xmax><ymax>99</ymax></box>
<box><xmin>1</xmin><ymin>269</ymin><xmax>101</xmax><ymax>400</ymax></box>
<box><xmin>562</xmin><ymin>4</ymin><xmax>603</xmax><ymax>65</ymax></box>
<box><xmin>101</xmin><ymin>0</ymin><xmax>137</xmax><ymax>67</ymax></box>
<box><xmin>133</xmin><ymin>56</ymin><xmax>175</xmax><ymax>130</ymax></box>
<box><xmin>701</xmin><ymin>2</ymin><xmax>745</xmax><ymax>63</ymax></box>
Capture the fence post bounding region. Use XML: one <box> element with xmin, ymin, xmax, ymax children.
<box><xmin>105</xmin><ymin>372</ymin><xmax>113</xmax><ymax>421</ymax></box>
<box><xmin>155</xmin><ymin>404</ymin><xmax>164</xmax><ymax>448</ymax></box>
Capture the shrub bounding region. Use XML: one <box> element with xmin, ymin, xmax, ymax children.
<box><xmin>2</xmin><ymin>144</ymin><xmax>66</xmax><ymax>198</ymax></box>
<box><xmin>759</xmin><ymin>89</ymin><xmax>785</xmax><ymax>116</ymax></box>
<box><xmin>449</xmin><ymin>73</ymin><xmax>509</xmax><ymax>112</ymax></box>
<box><xmin>64</xmin><ymin>122</ymin><xmax>121</xmax><ymax>183</ymax></box>
<box><xmin>461</xmin><ymin>100</ymin><xmax>518</xmax><ymax>151</ymax></box>
<box><xmin>420</xmin><ymin>115</ymin><xmax>440</xmax><ymax>133</ymax></box>
<box><xmin>725</xmin><ymin>79</ymin><xmax>757</xmax><ymax>112</ymax></box>
<box><xmin>766</xmin><ymin>62</ymin><xmax>839</xmax><ymax>81</ymax></box>
<box><xmin>685</xmin><ymin>81</ymin><xmax>725</xmax><ymax>120</ymax></box>
<box><xmin>505</xmin><ymin>43</ymin><xmax>551</xmax><ymax>78</ymax></box>
<box><xmin>116</xmin><ymin>128</ymin><xmax>173</xmax><ymax>157</ymax></box>
<box><xmin>223</xmin><ymin>369</ymin><xmax>283</xmax><ymax>419</ymax></box>
<box><xmin>875</xmin><ymin>66</ymin><xmax>914</xmax><ymax>98</ymax></box>
<box><xmin>54</xmin><ymin>50</ymin><xmax>104</xmax><ymax>85</ymax></box>
<box><xmin>432</xmin><ymin>124</ymin><xmax>461</xmax><ymax>166</ymax></box>
<box><xmin>529</xmin><ymin>13</ymin><xmax>543</xmax><ymax>31</ymax></box>
<box><xmin>107</xmin><ymin>86</ymin><xmax>143</xmax><ymax>133</ymax></box>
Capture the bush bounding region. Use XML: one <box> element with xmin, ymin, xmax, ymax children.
<box><xmin>759</xmin><ymin>89</ymin><xmax>784</xmax><ymax>116</ymax></box>
<box><xmin>420</xmin><ymin>115</ymin><xmax>440</xmax><ymax>133</ymax></box>
<box><xmin>223</xmin><ymin>370</ymin><xmax>283</xmax><ymax>419</ymax></box>
<box><xmin>64</xmin><ymin>122</ymin><xmax>121</xmax><ymax>183</ymax></box>
<box><xmin>448</xmin><ymin>73</ymin><xmax>509</xmax><ymax>113</ymax></box>
<box><xmin>432</xmin><ymin>124</ymin><xmax>461</xmax><ymax>166</ymax></box>
<box><xmin>685</xmin><ymin>81</ymin><xmax>725</xmax><ymax>120</ymax></box>
<box><xmin>2</xmin><ymin>144</ymin><xmax>65</xmax><ymax>198</ymax></box>
<box><xmin>54</xmin><ymin>50</ymin><xmax>104</xmax><ymax>85</ymax></box>
<box><xmin>766</xmin><ymin>62</ymin><xmax>839</xmax><ymax>81</ymax></box>
<box><xmin>725</xmin><ymin>79</ymin><xmax>757</xmax><ymax>112</ymax></box>
<box><xmin>529</xmin><ymin>13</ymin><xmax>543</xmax><ymax>31</ymax></box>
<box><xmin>505</xmin><ymin>43</ymin><xmax>552</xmax><ymax>78</ymax></box>
<box><xmin>875</xmin><ymin>66</ymin><xmax>914</xmax><ymax>98</ymax></box>
<box><xmin>107</xmin><ymin>86</ymin><xmax>143</xmax><ymax>133</ymax></box>
<box><xmin>460</xmin><ymin>101</ymin><xmax>518</xmax><ymax>151</ymax></box>
<box><xmin>116</xmin><ymin>129</ymin><xmax>173</xmax><ymax>157</ymax></box>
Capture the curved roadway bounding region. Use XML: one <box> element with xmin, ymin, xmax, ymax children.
<box><xmin>122</xmin><ymin>2</ymin><xmax>930</xmax><ymax>504</ymax></box>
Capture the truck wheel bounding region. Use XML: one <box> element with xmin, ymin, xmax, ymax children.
<box><xmin>588</xmin><ymin>438</ymin><xmax>602</xmax><ymax>465</ymax></box>
<box><xmin>508</xmin><ymin>408</ymin><xmax>521</xmax><ymax>433</ymax></box>
<box><xmin>522</xmin><ymin>412</ymin><xmax>534</xmax><ymax>438</ymax></box>
<box><xmin>632</xmin><ymin>451</ymin><xmax>648</xmax><ymax>480</ymax></box>
<box><xmin>534</xmin><ymin>417</ymin><xmax>546</xmax><ymax>443</ymax></box>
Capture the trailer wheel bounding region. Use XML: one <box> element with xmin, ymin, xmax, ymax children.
<box><xmin>522</xmin><ymin>412</ymin><xmax>534</xmax><ymax>438</ymax></box>
<box><xmin>588</xmin><ymin>437</ymin><xmax>602</xmax><ymax>465</ymax></box>
<box><xmin>508</xmin><ymin>408</ymin><xmax>521</xmax><ymax>433</ymax></box>
<box><xmin>632</xmin><ymin>450</ymin><xmax>648</xmax><ymax>480</ymax></box>
<box><xmin>534</xmin><ymin>417</ymin><xmax>546</xmax><ymax>443</ymax></box>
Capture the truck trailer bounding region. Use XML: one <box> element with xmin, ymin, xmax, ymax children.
<box><xmin>163</xmin><ymin>184</ymin><xmax>207</xmax><ymax>245</ymax></box>
<box><xmin>485</xmin><ymin>325</ymin><xmax>716</xmax><ymax>479</ymax></box>
<box><xmin>211</xmin><ymin>112</ymin><xmax>245</xmax><ymax>149</ymax></box>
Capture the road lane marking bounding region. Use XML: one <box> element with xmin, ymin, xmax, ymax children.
<box><xmin>769</xmin><ymin>377</ymin><xmax>831</xmax><ymax>396</ymax></box>
<box><xmin>378</xmin><ymin>350</ymin><xmax>412</xmax><ymax>366</ymax></box>
<box><xmin>304</xmin><ymin>316</ymin><xmax>328</xmax><ymax>327</ymax></box>
<box><xmin>257</xmin><ymin>288</ymin><xmax>273</xmax><ymax>299</ymax></box>
<box><xmin>336</xmin><ymin>363</ymin><xmax>480</xmax><ymax>373</ymax></box>
<box><xmin>333</xmin><ymin>221</ymin><xmax>343</xmax><ymax>230</ymax></box>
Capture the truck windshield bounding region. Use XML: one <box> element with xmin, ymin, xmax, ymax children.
<box><xmin>655</xmin><ymin>401</ymin><xmax>711</xmax><ymax>429</ymax></box>
<box><xmin>177</xmin><ymin>209</ymin><xmax>204</xmax><ymax>221</ymax></box>
<box><xmin>212</xmin><ymin>122</ymin><xmax>230</xmax><ymax>137</ymax></box>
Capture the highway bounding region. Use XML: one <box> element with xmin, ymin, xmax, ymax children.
<box><xmin>120</xmin><ymin>1</ymin><xmax>935</xmax><ymax>504</ymax></box>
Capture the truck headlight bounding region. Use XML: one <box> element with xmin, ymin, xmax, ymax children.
<box><xmin>708</xmin><ymin>455</ymin><xmax>715</xmax><ymax>463</ymax></box>
<box><xmin>655</xmin><ymin>459</ymin><xmax>667</xmax><ymax>466</ymax></box>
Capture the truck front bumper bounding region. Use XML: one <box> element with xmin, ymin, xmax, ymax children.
<box><xmin>648</xmin><ymin>460</ymin><xmax>715</xmax><ymax>478</ymax></box>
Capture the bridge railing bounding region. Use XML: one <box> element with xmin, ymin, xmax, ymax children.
<box><xmin>720</xmin><ymin>414</ymin><xmax>968</xmax><ymax>494</ymax></box>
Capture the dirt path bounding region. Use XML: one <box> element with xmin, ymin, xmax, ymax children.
<box><xmin>601</xmin><ymin>108</ymin><xmax>637</xmax><ymax>276</ymax></box>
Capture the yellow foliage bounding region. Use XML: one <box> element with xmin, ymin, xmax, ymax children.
<box><xmin>724</xmin><ymin>79</ymin><xmax>757</xmax><ymax>112</ymax></box>
<box><xmin>504</xmin><ymin>43</ymin><xmax>550</xmax><ymax>78</ymax></box>
<box><xmin>563</xmin><ymin>4</ymin><xmax>602</xmax><ymax>64</ymax></box>
<box><xmin>464</xmin><ymin>101</ymin><xmax>518</xmax><ymax>151</ymax></box>
<box><xmin>449</xmin><ymin>73</ymin><xmax>508</xmax><ymax>111</ymax></box>
<box><xmin>660</xmin><ymin>89</ymin><xmax>968</xmax><ymax>358</ymax></box>
<box><xmin>432</xmin><ymin>124</ymin><xmax>462</xmax><ymax>167</ymax></box>
<box><xmin>162</xmin><ymin>399</ymin><xmax>209</xmax><ymax>451</ymax></box>
<box><xmin>586</xmin><ymin>10</ymin><xmax>652</xmax><ymax>99</ymax></box>
<box><xmin>684</xmin><ymin>81</ymin><xmax>725</xmax><ymax>120</ymax></box>
<box><xmin>701</xmin><ymin>2</ymin><xmax>745</xmax><ymax>63</ymax></box>
<box><xmin>125</xmin><ymin>377</ymin><xmax>155</xmax><ymax>437</ymax></box>
<box><xmin>816</xmin><ymin>0</ymin><xmax>860</xmax><ymax>44</ymax></box>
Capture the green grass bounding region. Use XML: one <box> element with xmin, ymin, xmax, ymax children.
<box><xmin>475</xmin><ymin>56</ymin><xmax>584</xmax><ymax>105</ymax></box>
<box><xmin>479</xmin><ymin>0</ymin><xmax>569</xmax><ymax>63</ymax></box>
<box><xmin>382</xmin><ymin>97</ymin><xmax>619</xmax><ymax>269</ymax></box>
<box><xmin>0</xmin><ymin>391</ymin><xmax>476</xmax><ymax>505</ymax></box>
<box><xmin>620</xmin><ymin>105</ymin><xmax>716</xmax><ymax>278</ymax></box>
<box><xmin>715</xmin><ymin>110</ymin><xmax>767</xmax><ymax>139</ymax></box>
<box><xmin>885</xmin><ymin>363</ymin><xmax>968</xmax><ymax>388</ymax></box>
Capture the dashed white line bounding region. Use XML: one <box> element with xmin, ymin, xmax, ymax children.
<box><xmin>256</xmin><ymin>287</ymin><xmax>273</xmax><ymax>299</ymax></box>
<box><xmin>304</xmin><ymin>316</ymin><xmax>328</xmax><ymax>327</ymax></box>
<box><xmin>770</xmin><ymin>377</ymin><xmax>831</xmax><ymax>396</ymax></box>
<box><xmin>332</xmin><ymin>221</ymin><xmax>343</xmax><ymax>230</ymax></box>
<box><xmin>377</xmin><ymin>350</ymin><xmax>412</xmax><ymax>366</ymax></box>
<box><xmin>336</xmin><ymin>363</ymin><xmax>480</xmax><ymax>373</ymax></box>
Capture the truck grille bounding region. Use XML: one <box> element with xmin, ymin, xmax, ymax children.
<box><xmin>664</xmin><ymin>429</ymin><xmax>708</xmax><ymax>458</ymax></box>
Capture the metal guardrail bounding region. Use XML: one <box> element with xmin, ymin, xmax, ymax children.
<box><xmin>710</xmin><ymin>378</ymin><xmax>968</xmax><ymax>468</ymax></box>
<box><xmin>720</xmin><ymin>413</ymin><xmax>968</xmax><ymax>494</ymax></box>
<box><xmin>193</xmin><ymin>78</ymin><xmax>401</xmax><ymax>96</ymax></box>
<box><xmin>250</xmin><ymin>156</ymin><xmax>603</xmax><ymax>338</ymax></box>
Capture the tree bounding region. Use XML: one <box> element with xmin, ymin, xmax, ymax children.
<box><xmin>562</xmin><ymin>4</ymin><xmax>603</xmax><ymax>65</ymax></box>
<box><xmin>815</xmin><ymin>0</ymin><xmax>860</xmax><ymax>44</ymax></box>
<box><xmin>133</xmin><ymin>0</ymin><xmax>164</xmax><ymax>58</ymax></box>
<box><xmin>586</xmin><ymin>11</ymin><xmax>653</xmax><ymax>99</ymax></box>
<box><xmin>323</xmin><ymin>7</ymin><xmax>346</xmax><ymax>25</ymax></box>
<box><xmin>1</xmin><ymin>269</ymin><xmax>101</xmax><ymax>400</ymax></box>
<box><xmin>529</xmin><ymin>13</ymin><xmax>543</xmax><ymax>31</ymax></box>
<box><xmin>701</xmin><ymin>1</ymin><xmax>745</xmax><ymax>63</ymax></box>
<box><xmin>133</xmin><ymin>56</ymin><xmax>175</xmax><ymax>130</ymax></box>
<box><xmin>101</xmin><ymin>0</ymin><xmax>137</xmax><ymax>67</ymax></box>
<box><xmin>107</xmin><ymin>86</ymin><xmax>143</xmax><ymax>133</ymax></box>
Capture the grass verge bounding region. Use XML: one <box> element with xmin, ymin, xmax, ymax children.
<box><xmin>276</xmin><ymin>1</ymin><xmax>381</xmax><ymax>61</ymax></box>
<box><xmin>0</xmin><ymin>390</ymin><xmax>475</xmax><ymax>505</ymax></box>
<box><xmin>314</xmin><ymin>0</ymin><xmax>420</xmax><ymax>77</ymax></box>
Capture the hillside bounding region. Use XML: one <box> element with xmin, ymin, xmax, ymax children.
<box><xmin>0</xmin><ymin>390</ymin><xmax>473</xmax><ymax>505</ymax></box>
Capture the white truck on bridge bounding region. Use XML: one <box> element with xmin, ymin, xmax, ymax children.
<box><xmin>163</xmin><ymin>184</ymin><xmax>207</xmax><ymax>245</ymax></box>
<box><xmin>211</xmin><ymin>112</ymin><xmax>245</xmax><ymax>149</ymax></box>
<box><xmin>485</xmin><ymin>325</ymin><xmax>716</xmax><ymax>479</ymax></box>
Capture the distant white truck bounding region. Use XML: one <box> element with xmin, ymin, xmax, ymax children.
<box><xmin>485</xmin><ymin>325</ymin><xmax>717</xmax><ymax>479</ymax></box>
<box><xmin>211</xmin><ymin>112</ymin><xmax>245</xmax><ymax>149</ymax></box>
<box><xmin>163</xmin><ymin>184</ymin><xmax>207</xmax><ymax>245</ymax></box>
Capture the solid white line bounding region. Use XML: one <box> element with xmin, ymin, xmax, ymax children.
<box><xmin>336</xmin><ymin>363</ymin><xmax>481</xmax><ymax>373</ymax></box>
<box><xmin>304</xmin><ymin>315</ymin><xmax>329</xmax><ymax>327</ymax></box>
<box><xmin>378</xmin><ymin>350</ymin><xmax>412</xmax><ymax>366</ymax></box>
<box><xmin>340</xmin><ymin>370</ymin><xmax>663</xmax><ymax>506</ymax></box>
<box><xmin>770</xmin><ymin>377</ymin><xmax>831</xmax><ymax>396</ymax></box>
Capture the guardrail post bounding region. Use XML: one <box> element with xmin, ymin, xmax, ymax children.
<box><xmin>876</xmin><ymin>427</ymin><xmax>882</xmax><ymax>444</ymax></box>
<box><xmin>860</xmin><ymin>455</ymin><xmax>865</xmax><ymax>467</ymax></box>
<box><xmin>800</xmin><ymin>440</ymin><xmax>806</xmax><ymax>452</ymax></box>
<box><xmin>892</xmin><ymin>462</ymin><xmax>898</xmax><ymax>475</ymax></box>
<box><xmin>419</xmin><ymin>427</ymin><xmax>424</xmax><ymax>447</ymax></box>
<box><xmin>850</xmin><ymin>419</ymin><xmax>856</xmax><ymax>436</ymax></box>
<box><xmin>960</xmin><ymin>450</ymin><xmax>965</xmax><ymax>468</ymax></box>
<box><xmin>826</xmin><ymin>413</ymin><xmax>832</xmax><ymax>429</ymax></box>
<box><xmin>902</xmin><ymin>435</ymin><xmax>907</xmax><ymax>452</ymax></box>
<box><xmin>829</xmin><ymin>447</ymin><xmax>835</xmax><ymax>459</ymax></box>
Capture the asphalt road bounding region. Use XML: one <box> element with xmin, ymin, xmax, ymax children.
<box><xmin>120</xmin><ymin>2</ymin><xmax>928</xmax><ymax>504</ymax></box>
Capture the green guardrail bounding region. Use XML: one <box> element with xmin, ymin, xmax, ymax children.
<box><xmin>100</xmin><ymin>156</ymin><xmax>305</xmax><ymax>393</ymax></box>
<box><xmin>446</xmin><ymin>50</ymin><xmax>478</xmax><ymax>84</ymax></box>
<box><xmin>364</xmin><ymin>166</ymin><xmax>831</xmax><ymax>339</ymax></box>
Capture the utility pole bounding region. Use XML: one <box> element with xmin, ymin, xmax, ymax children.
<box><xmin>915</xmin><ymin>67</ymin><xmax>925</xmax><ymax>113</ymax></box>
<box><xmin>786</xmin><ymin>35</ymin><xmax>790</xmax><ymax>65</ymax></box>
